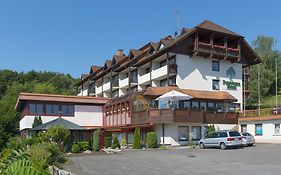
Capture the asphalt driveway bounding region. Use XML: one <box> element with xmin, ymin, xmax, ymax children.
<box><xmin>64</xmin><ymin>144</ymin><xmax>281</xmax><ymax>175</ymax></box>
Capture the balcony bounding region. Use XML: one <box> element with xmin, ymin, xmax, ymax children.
<box><xmin>119</xmin><ymin>77</ymin><xmax>129</xmax><ymax>88</ymax></box>
<box><xmin>96</xmin><ymin>85</ymin><xmax>103</xmax><ymax>95</ymax></box>
<box><xmin>139</xmin><ymin>72</ymin><xmax>150</xmax><ymax>85</ymax></box>
<box><xmin>103</xmin><ymin>81</ymin><xmax>111</xmax><ymax>92</ymax></box>
<box><xmin>151</xmin><ymin>65</ymin><xmax>167</xmax><ymax>80</ymax></box>
<box><xmin>131</xmin><ymin>109</ymin><xmax>238</xmax><ymax>125</ymax></box>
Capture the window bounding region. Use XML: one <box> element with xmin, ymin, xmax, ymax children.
<box><xmin>207</xmin><ymin>102</ymin><xmax>215</xmax><ymax>111</ymax></box>
<box><xmin>62</xmin><ymin>105</ymin><xmax>74</xmax><ymax>116</ymax></box>
<box><xmin>178</xmin><ymin>126</ymin><xmax>189</xmax><ymax>141</ymax></box>
<box><xmin>160</xmin><ymin>60</ymin><xmax>167</xmax><ymax>67</ymax></box>
<box><xmin>274</xmin><ymin>124</ymin><xmax>280</xmax><ymax>135</ymax></box>
<box><xmin>168</xmin><ymin>56</ymin><xmax>176</xmax><ymax>65</ymax></box>
<box><xmin>212</xmin><ymin>60</ymin><xmax>219</xmax><ymax>71</ymax></box>
<box><xmin>29</xmin><ymin>103</ymin><xmax>43</xmax><ymax>114</ymax></box>
<box><xmin>112</xmin><ymin>90</ymin><xmax>119</xmax><ymax>98</ymax></box>
<box><xmin>200</xmin><ymin>102</ymin><xmax>206</xmax><ymax>111</ymax></box>
<box><xmin>46</xmin><ymin>104</ymin><xmax>60</xmax><ymax>115</ymax></box>
<box><xmin>229</xmin><ymin>131</ymin><xmax>241</xmax><ymax>137</ymax></box>
<box><xmin>255</xmin><ymin>124</ymin><xmax>263</xmax><ymax>136</ymax></box>
<box><xmin>169</xmin><ymin>76</ymin><xmax>176</xmax><ymax>85</ymax></box>
<box><xmin>212</xmin><ymin>79</ymin><xmax>220</xmax><ymax>90</ymax></box>
<box><xmin>160</xmin><ymin>79</ymin><xmax>167</xmax><ymax>87</ymax></box>
<box><xmin>89</xmin><ymin>83</ymin><xmax>95</xmax><ymax>94</ymax></box>
<box><xmin>145</xmin><ymin>67</ymin><xmax>150</xmax><ymax>74</ymax></box>
<box><xmin>216</xmin><ymin>103</ymin><xmax>224</xmax><ymax>112</ymax></box>
<box><xmin>112</xmin><ymin>74</ymin><xmax>119</xmax><ymax>87</ymax></box>
<box><xmin>191</xmin><ymin>126</ymin><xmax>201</xmax><ymax>140</ymax></box>
<box><xmin>131</xmin><ymin>69</ymin><xmax>138</xmax><ymax>83</ymax></box>
<box><xmin>183</xmin><ymin>101</ymin><xmax>190</xmax><ymax>109</ymax></box>
<box><xmin>218</xmin><ymin>132</ymin><xmax>228</xmax><ymax>138</ymax></box>
<box><xmin>172</xmin><ymin>101</ymin><xmax>179</xmax><ymax>109</ymax></box>
<box><xmin>241</xmin><ymin>124</ymin><xmax>247</xmax><ymax>133</ymax></box>
<box><xmin>191</xmin><ymin>101</ymin><xmax>199</xmax><ymax>109</ymax></box>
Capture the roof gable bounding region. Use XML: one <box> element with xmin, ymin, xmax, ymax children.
<box><xmin>196</xmin><ymin>20</ymin><xmax>241</xmax><ymax>37</ymax></box>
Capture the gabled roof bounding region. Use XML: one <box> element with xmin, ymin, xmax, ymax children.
<box><xmin>112</xmin><ymin>55</ymin><xmax>126</xmax><ymax>65</ymax></box>
<box><xmin>90</xmin><ymin>65</ymin><xmax>102</xmax><ymax>74</ymax></box>
<box><xmin>80</xmin><ymin>74</ymin><xmax>88</xmax><ymax>80</ymax></box>
<box><xmin>160</xmin><ymin>36</ymin><xmax>174</xmax><ymax>46</ymax></box>
<box><xmin>129</xmin><ymin>49</ymin><xmax>143</xmax><ymax>58</ymax></box>
<box><xmin>32</xmin><ymin>117</ymin><xmax>87</xmax><ymax>131</ymax></box>
<box><xmin>196</xmin><ymin>20</ymin><xmax>241</xmax><ymax>37</ymax></box>
<box><xmin>103</xmin><ymin>60</ymin><xmax>112</xmax><ymax>70</ymax></box>
<box><xmin>151</xmin><ymin>42</ymin><xmax>161</xmax><ymax>51</ymax></box>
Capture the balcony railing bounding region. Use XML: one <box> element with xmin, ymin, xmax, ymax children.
<box><xmin>131</xmin><ymin>109</ymin><xmax>238</xmax><ymax>125</ymax></box>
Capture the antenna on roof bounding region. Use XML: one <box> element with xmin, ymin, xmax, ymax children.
<box><xmin>173</xmin><ymin>6</ymin><xmax>182</xmax><ymax>37</ymax></box>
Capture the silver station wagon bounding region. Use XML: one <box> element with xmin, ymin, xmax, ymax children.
<box><xmin>198</xmin><ymin>130</ymin><xmax>243</xmax><ymax>150</ymax></box>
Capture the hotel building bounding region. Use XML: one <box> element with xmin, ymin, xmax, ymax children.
<box><xmin>17</xmin><ymin>20</ymin><xmax>260</xmax><ymax>146</ymax></box>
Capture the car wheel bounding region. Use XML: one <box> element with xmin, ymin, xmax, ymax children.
<box><xmin>220</xmin><ymin>143</ymin><xmax>226</xmax><ymax>150</ymax></box>
<box><xmin>199</xmin><ymin>142</ymin><xmax>205</xmax><ymax>149</ymax></box>
<box><xmin>248</xmin><ymin>143</ymin><xmax>253</xmax><ymax>146</ymax></box>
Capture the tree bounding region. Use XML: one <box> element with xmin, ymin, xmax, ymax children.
<box><xmin>111</xmin><ymin>136</ymin><xmax>120</xmax><ymax>149</ymax></box>
<box><xmin>92</xmin><ymin>129</ymin><xmax>100</xmax><ymax>151</ymax></box>
<box><xmin>40</xmin><ymin>126</ymin><xmax>70</xmax><ymax>149</ymax></box>
<box><xmin>247</xmin><ymin>36</ymin><xmax>281</xmax><ymax>107</ymax></box>
<box><xmin>146</xmin><ymin>132</ymin><xmax>157</xmax><ymax>148</ymax></box>
<box><xmin>32</xmin><ymin>116</ymin><xmax>42</xmax><ymax>128</ymax></box>
<box><xmin>133</xmin><ymin>128</ymin><xmax>141</xmax><ymax>149</ymax></box>
<box><xmin>208</xmin><ymin>125</ymin><xmax>216</xmax><ymax>133</ymax></box>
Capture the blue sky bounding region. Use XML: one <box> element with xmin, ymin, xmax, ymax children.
<box><xmin>0</xmin><ymin>0</ymin><xmax>280</xmax><ymax>78</ymax></box>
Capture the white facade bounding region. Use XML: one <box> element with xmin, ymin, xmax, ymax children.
<box><xmin>153</xmin><ymin>123</ymin><xmax>205</xmax><ymax>146</ymax></box>
<box><xmin>20</xmin><ymin>105</ymin><xmax>103</xmax><ymax>130</ymax></box>
<box><xmin>176</xmin><ymin>54</ymin><xmax>242</xmax><ymax>109</ymax></box>
<box><xmin>239</xmin><ymin>120</ymin><xmax>281</xmax><ymax>143</ymax></box>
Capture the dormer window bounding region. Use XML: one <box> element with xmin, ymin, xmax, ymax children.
<box><xmin>212</xmin><ymin>60</ymin><xmax>220</xmax><ymax>71</ymax></box>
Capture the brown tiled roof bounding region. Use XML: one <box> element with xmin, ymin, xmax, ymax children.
<box><xmin>239</xmin><ymin>115</ymin><xmax>281</xmax><ymax>122</ymax></box>
<box><xmin>104</xmin><ymin>60</ymin><xmax>112</xmax><ymax>69</ymax></box>
<box><xmin>130</xmin><ymin>49</ymin><xmax>143</xmax><ymax>57</ymax></box>
<box><xmin>196</xmin><ymin>20</ymin><xmax>241</xmax><ymax>37</ymax></box>
<box><xmin>90</xmin><ymin>65</ymin><xmax>102</xmax><ymax>74</ymax></box>
<box><xmin>81</xmin><ymin>74</ymin><xmax>88</xmax><ymax>80</ymax></box>
<box><xmin>144</xmin><ymin>86</ymin><xmax>237</xmax><ymax>102</ymax></box>
<box><xmin>16</xmin><ymin>93</ymin><xmax>110</xmax><ymax>111</ymax></box>
<box><xmin>112</xmin><ymin>55</ymin><xmax>126</xmax><ymax>64</ymax></box>
<box><xmin>77</xmin><ymin>20</ymin><xmax>260</xmax><ymax>86</ymax></box>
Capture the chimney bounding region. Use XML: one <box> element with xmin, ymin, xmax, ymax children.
<box><xmin>117</xmin><ymin>49</ymin><xmax>123</xmax><ymax>56</ymax></box>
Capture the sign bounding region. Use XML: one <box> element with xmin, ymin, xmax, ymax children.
<box><xmin>223</xmin><ymin>80</ymin><xmax>240</xmax><ymax>90</ymax></box>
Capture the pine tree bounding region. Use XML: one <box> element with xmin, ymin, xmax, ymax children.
<box><xmin>133</xmin><ymin>128</ymin><xmax>141</xmax><ymax>149</ymax></box>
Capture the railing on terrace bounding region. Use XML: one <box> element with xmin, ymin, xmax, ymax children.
<box><xmin>131</xmin><ymin>108</ymin><xmax>238</xmax><ymax>125</ymax></box>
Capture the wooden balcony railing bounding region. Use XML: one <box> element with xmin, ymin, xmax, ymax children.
<box><xmin>130</xmin><ymin>109</ymin><xmax>238</xmax><ymax>125</ymax></box>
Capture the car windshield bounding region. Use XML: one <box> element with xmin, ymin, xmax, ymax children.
<box><xmin>229</xmin><ymin>131</ymin><xmax>241</xmax><ymax>137</ymax></box>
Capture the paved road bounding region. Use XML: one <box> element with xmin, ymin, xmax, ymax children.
<box><xmin>64</xmin><ymin>144</ymin><xmax>281</xmax><ymax>175</ymax></box>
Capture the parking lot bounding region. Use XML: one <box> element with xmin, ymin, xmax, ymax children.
<box><xmin>64</xmin><ymin>144</ymin><xmax>281</xmax><ymax>175</ymax></box>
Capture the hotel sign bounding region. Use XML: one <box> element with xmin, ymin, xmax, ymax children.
<box><xmin>223</xmin><ymin>80</ymin><xmax>240</xmax><ymax>90</ymax></box>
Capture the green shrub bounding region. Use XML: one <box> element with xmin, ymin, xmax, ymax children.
<box><xmin>208</xmin><ymin>124</ymin><xmax>216</xmax><ymax>133</ymax></box>
<box><xmin>6</xmin><ymin>136</ymin><xmax>25</xmax><ymax>150</ymax></box>
<box><xmin>159</xmin><ymin>145</ymin><xmax>167</xmax><ymax>149</ymax></box>
<box><xmin>39</xmin><ymin>126</ymin><xmax>70</xmax><ymax>149</ymax></box>
<box><xmin>133</xmin><ymin>128</ymin><xmax>141</xmax><ymax>149</ymax></box>
<box><xmin>121</xmin><ymin>138</ymin><xmax>127</xmax><ymax>147</ymax></box>
<box><xmin>146</xmin><ymin>132</ymin><xmax>157</xmax><ymax>148</ymax></box>
<box><xmin>71</xmin><ymin>144</ymin><xmax>81</xmax><ymax>153</ymax></box>
<box><xmin>104</xmin><ymin>136</ymin><xmax>112</xmax><ymax>148</ymax></box>
<box><xmin>46</xmin><ymin>142</ymin><xmax>66</xmax><ymax>167</ymax></box>
<box><xmin>27</xmin><ymin>143</ymin><xmax>51</xmax><ymax>170</ymax></box>
<box><xmin>78</xmin><ymin>141</ymin><xmax>89</xmax><ymax>151</ymax></box>
<box><xmin>111</xmin><ymin>137</ymin><xmax>120</xmax><ymax>149</ymax></box>
<box><xmin>92</xmin><ymin>129</ymin><xmax>101</xmax><ymax>151</ymax></box>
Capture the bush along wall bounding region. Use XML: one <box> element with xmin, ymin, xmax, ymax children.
<box><xmin>111</xmin><ymin>136</ymin><xmax>120</xmax><ymax>149</ymax></box>
<box><xmin>146</xmin><ymin>132</ymin><xmax>157</xmax><ymax>148</ymax></box>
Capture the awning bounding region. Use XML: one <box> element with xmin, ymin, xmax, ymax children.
<box><xmin>155</xmin><ymin>90</ymin><xmax>193</xmax><ymax>101</ymax></box>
